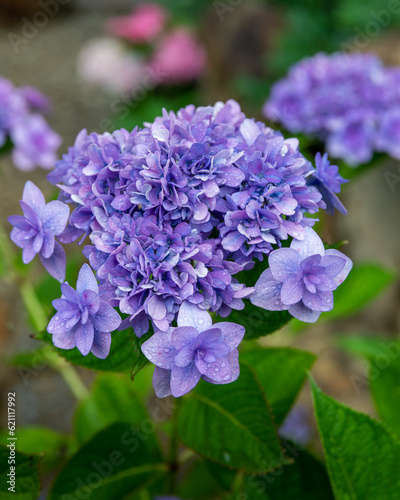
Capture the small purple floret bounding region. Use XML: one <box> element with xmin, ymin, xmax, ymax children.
<box><xmin>47</xmin><ymin>263</ymin><xmax>122</xmax><ymax>358</ymax></box>
<box><xmin>8</xmin><ymin>181</ymin><xmax>69</xmax><ymax>282</ymax></box>
<box><xmin>141</xmin><ymin>301</ymin><xmax>245</xmax><ymax>397</ymax></box>
<box><xmin>250</xmin><ymin>227</ymin><xmax>352</xmax><ymax>322</ymax></box>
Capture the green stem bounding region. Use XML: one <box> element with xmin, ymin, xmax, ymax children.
<box><xmin>19</xmin><ymin>281</ymin><xmax>48</xmax><ymax>332</ymax></box>
<box><xmin>49</xmin><ymin>356</ymin><xmax>89</xmax><ymax>401</ymax></box>
<box><xmin>168</xmin><ymin>401</ymin><xmax>180</xmax><ymax>494</ymax></box>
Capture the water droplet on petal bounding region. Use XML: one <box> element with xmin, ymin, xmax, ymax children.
<box><xmin>223</xmin><ymin>375</ymin><xmax>230</xmax><ymax>381</ymax></box>
<box><xmin>221</xmin><ymin>363</ymin><xmax>226</xmax><ymax>368</ymax></box>
<box><xmin>215</xmin><ymin>367</ymin><xmax>219</xmax><ymax>372</ymax></box>
<box><xmin>198</xmin><ymin>318</ymin><xmax>204</xmax><ymax>325</ymax></box>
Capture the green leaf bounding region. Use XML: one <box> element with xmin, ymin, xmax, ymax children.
<box><xmin>230</xmin><ymin>448</ymin><xmax>334</xmax><ymax>499</ymax></box>
<box><xmin>49</xmin><ymin>423</ymin><xmax>167</xmax><ymax>500</ymax></box>
<box><xmin>177</xmin><ymin>363</ymin><xmax>283</xmax><ymax>473</ymax></box>
<box><xmin>0</xmin><ymin>426</ymin><xmax>69</xmax><ymax>474</ymax></box>
<box><xmin>217</xmin><ymin>305</ymin><xmax>292</xmax><ymax>340</ymax></box>
<box><xmin>0</xmin><ymin>445</ymin><xmax>41</xmax><ymax>500</ymax></box>
<box><xmin>241</xmin><ymin>348</ymin><xmax>316</xmax><ymax>425</ymax></box>
<box><xmin>369</xmin><ymin>356</ymin><xmax>400</xmax><ymax>438</ymax></box>
<box><xmin>311</xmin><ymin>378</ymin><xmax>400</xmax><ymax>500</ymax></box>
<box><xmin>336</xmin><ymin>335</ymin><xmax>400</xmax><ymax>437</ymax></box>
<box><xmin>35</xmin><ymin>328</ymin><xmax>142</xmax><ymax>373</ymax></box>
<box><xmin>74</xmin><ymin>374</ymin><xmax>152</xmax><ymax>445</ymax></box>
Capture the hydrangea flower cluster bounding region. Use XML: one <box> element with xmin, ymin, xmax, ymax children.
<box><xmin>0</xmin><ymin>77</ymin><xmax>61</xmax><ymax>171</ymax></box>
<box><xmin>9</xmin><ymin>100</ymin><xmax>352</xmax><ymax>397</ymax></box>
<box><xmin>264</xmin><ymin>52</ymin><xmax>400</xmax><ymax>166</ymax></box>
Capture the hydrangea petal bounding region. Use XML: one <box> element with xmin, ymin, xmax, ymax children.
<box><xmin>250</xmin><ymin>269</ymin><xmax>286</xmax><ymax>311</ymax></box>
<box><xmin>291</xmin><ymin>227</ymin><xmax>325</xmax><ymax>259</ymax></box>
<box><xmin>269</xmin><ymin>248</ymin><xmax>302</xmax><ymax>282</ymax></box>
<box><xmin>170</xmin><ymin>363</ymin><xmax>201</xmax><ymax>397</ymax></box>
<box><xmin>153</xmin><ymin>366</ymin><xmax>172</xmax><ymax>398</ymax></box>
<box><xmin>141</xmin><ymin>330</ymin><xmax>176</xmax><ymax>369</ymax></box>
<box><xmin>177</xmin><ymin>301</ymin><xmax>212</xmax><ymax>332</ymax></box>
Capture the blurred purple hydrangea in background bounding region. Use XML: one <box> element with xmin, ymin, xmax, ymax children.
<box><xmin>141</xmin><ymin>301</ymin><xmax>244</xmax><ymax>397</ymax></box>
<box><xmin>8</xmin><ymin>181</ymin><xmax>69</xmax><ymax>282</ymax></box>
<box><xmin>250</xmin><ymin>227</ymin><xmax>352</xmax><ymax>322</ymax></box>
<box><xmin>0</xmin><ymin>76</ymin><xmax>61</xmax><ymax>171</ymax></box>
<box><xmin>264</xmin><ymin>52</ymin><xmax>400</xmax><ymax>166</ymax></box>
<box><xmin>279</xmin><ymin>403</ymin><xmax>313</xmax><ymax>447</ymax></box>
<box><xmin>47</xmin><ymin>264</ymin><xmax>122</xmax><ymax>358</ymax></box>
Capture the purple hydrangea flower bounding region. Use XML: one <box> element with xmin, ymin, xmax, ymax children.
<box><xmin>141</xmin><ymin>301</ymin><xmax>245</xmax><ymax>397</ymax></box>
<box><xmin>264</xmin><ymin>52</ymin><xmax>400</xmax><ymax>166</ymax></box>
<box><xmin>10</xmin><ymin>114</ymin><xmax>61</xmax><ymax>172</ymax></box>
<box><xmin>47</xmin><ymin>263</ymin><xmax>122</xmax><ymax>358</ymax></box>
<box><xmin>48</xmin><ymin>101</ymin><xmax>344</xmax><ymax>337</ymax></box>
<box><xmin>8</xmin><ymin>181</ymin><xmax>69</xmax><ymax>282</ymax></box>
<box><xmin>0</xmin><ymin>77</ymin><xmax>61</xmax><ymax>171</ymax></box>
<box><xmin>307</xmin><ymin>153</ymin><xmax>348</xmax><ymax>215</ymax></box>
<box><xmin>250</xmin><ymin>227</ymin><xmax>352</xmax><ymax>322</ymax></box>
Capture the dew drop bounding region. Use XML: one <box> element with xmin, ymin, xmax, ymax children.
<box><xmin>164</xmin><ymin>348</ymin><xmax>170</xmax><ymax>353</ymax></box>
<box><xmin>207</xmin><ymin>364</ymin><xmax>211</xmax><ymax>368</ymax></box>
<box><xmin>223</xmin><ymin>375</ymin><xmax>230</xmax><ymax>381</ymax></box>
<box><xmin>215</xmin><ymin>367</ymin><xmax>219</xmax><ymax>372</ymax></box>
<box><xmin>223</xmin><ymin>451</ymin><xmax>231</xmax><ymax>462</ymax></box>
<box><xmin>198</xmin><ymin>318</ymin><xmax>204</xmax><ymax>325</ymax></box>
<box><xmin>221</xmin><ymin>363</ymin><xmax>226</xmax><ymax>368</ymax></box>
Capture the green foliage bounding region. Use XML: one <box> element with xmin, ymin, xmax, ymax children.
<box><xmin>338</xmin><ymin>334</ymin><xmax>400</xmax><ymax>438</ymax></box>
<box><xmin>241</xmin><ymin>348</ymin><xmax>316</xmax><ymax>425</ymax></box>
<box><xmin>48</xmin><ymin>423</ymin><xmax>167</xmax><ymax>500</ymax></box>
<box><xmin>35</xmin><ymin>328</ymin><xmax>145</xmax><ymax>373</ymax></box>
<box><xmin>228</xmin><ymin>447</ymin><xmax>334</xmax><ymax>499</ymax></box>
<box><xmin>311</xmin><ymin>378</ymin><xmax>400</xmax><ymax>500</ymax></box>
<box><xmin>218</xmin><ymin>305</ymin><xmax>292</xmax><ymax>340</ymax></box>
<box><xmin>370</xmin><ymin>355</ymin><xmax>400</xmax><ymax>438</ymax></box>
<box><xmin>0</xmin><ymin>427</ymin><xmax>69</xmax><ymax>474</ymax></box>
<box><xmin>0</xmin><ymin>445</ymin><xmax>41</xmax><ymax>500</ymax></box>
<box><xmin>177</xmin><ymin>363</ymin><xmax>283</xmax><ymax>473</ymax></box>
<box><xmin>74</xmin><ymin>374</ymin><xmax>152</xmax><ymax>444</ymax></box>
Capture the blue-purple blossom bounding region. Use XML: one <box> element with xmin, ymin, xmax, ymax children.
<box><xmin>141</xmin><ymin>301</ymin><xmax>245</xmax><ymax>397</ymax></box>
<box><xmin>307</xmin><ymin>153</ymin><xmax>348</xmax><ymax>215</ymax></box>
<box><xmin>8</xmin><ymin>181</ymin><xmax>69</xmax><ymax>282</ymax></box>
<box><xmin>0</xmin><ymin>76</ymin><xmax>61</xmax><ymax>171</ymax></box>
<box><xmin>47</xmin><ymin>264</ymin><xmax>122</xmax><ymax>358</ymax></box>
<box><xmin>48</xmin><ymin>100</ymin><xmax>345</xmax><ymax>337</ymax></box>
<box><xmin>264</xmin><ymin>52</ymin><xmax>400</xmax><ymax>166</ymax></box>
<box><xmin>250</xmin><ymin>227</ymin><xmax>352</xmax><ymax>322</ymax></box>
<box><xmin>279</xmin><ymin>404</ymin><xmax>312</xmax><ymax>447</ymax></box>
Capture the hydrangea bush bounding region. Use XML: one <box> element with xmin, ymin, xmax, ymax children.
<box><xmin>3</xmin><ymin>91</ymin><xmax>399</xmax><ymax>500</ymax></box>
<box><xmin>8</xmin><ymin>100</ymin><xmax>352</xmax><ymax>399</ymax></box>
<box><xmin>264</xmin><ymin>52</ymin><xmax>400</xmax><ymax>166</ymax></box>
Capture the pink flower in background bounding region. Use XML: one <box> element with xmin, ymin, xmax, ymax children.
<box><xmin>77</xmin><ymin>38</ymin><xmax>146</xmax><ymax>95</ymax></box>
<box><xmin>106</xmin><ymin>2</ymin><xmax>167</xmax><ymax>44</ymax></box>
<box><xmin>148</xmin><ymin>28</ymin><xmax>207</xmax><ymax>84</ymax></box>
